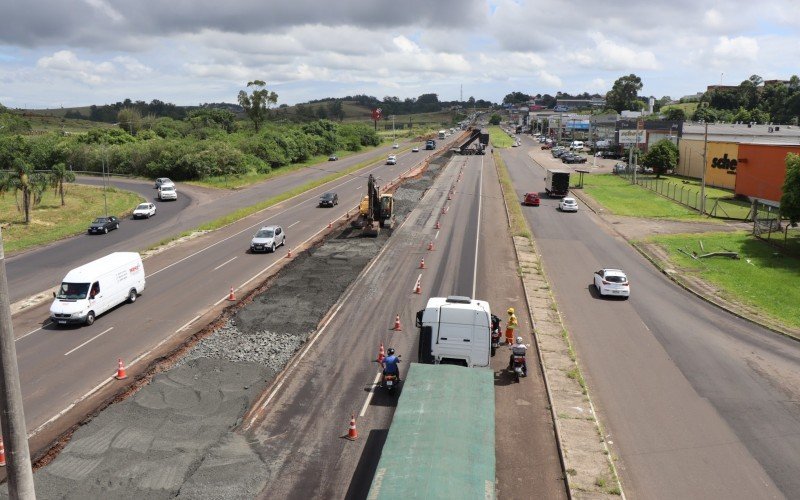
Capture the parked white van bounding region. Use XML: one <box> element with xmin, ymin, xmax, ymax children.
<box><xmin>416</xmin><ymin>296</ymin><xmax>492</xmax><ymax>368</ymax></box>
<box><xmin>50</xmin><ymin>252</ymin><xmax>145</xmax><ymax>326</ymax></box>
<box><xmin>569</xmin><ymin>140</ymin><xmax>584</xmax><ymax>151</ymax></box>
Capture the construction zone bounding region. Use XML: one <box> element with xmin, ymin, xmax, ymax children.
<box><xmin>11</xmin><ymin>154</ymin><xmax>453</xmax><ymax>499</ymax></box>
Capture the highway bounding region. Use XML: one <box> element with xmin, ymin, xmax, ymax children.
<box><xmin>503</xmin><ymin>139</ymin><xmax>799</xmax><ymax>498</ymax></box>
<box><xmin>8</xmin><ymin>138</ymin><xmax>464</xmax><ymax>452</ymax></box>
<box><xmin>241</xmin><ymin>152</ymin><xmax>566</xmax><ymax>499</ymax></box>
<box><xmin>6</xmin><ymin>143</ymin><xmax>406</xmax><ymax>303</ymax></box>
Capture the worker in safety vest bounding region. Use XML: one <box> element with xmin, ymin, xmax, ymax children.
<box><xmin>505</xmin><ymin>307</ymin><xmax>518</xmax><ymax>345</ymax></box>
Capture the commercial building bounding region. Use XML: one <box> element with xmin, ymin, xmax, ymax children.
<box><xmin>677</xmin><ymin>123</ymin><xmax>800</xmax><ymax>201</ymax></box>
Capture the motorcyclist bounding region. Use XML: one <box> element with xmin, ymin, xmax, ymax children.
<box><xmin>382</xmin><ymin>348</ymin><xmax>400</xmax><ymax>382</ymax></box>
<box><xmin>509</xmin><ymin>336</ymin><xmax>528</xmax><ymax>376</ymax></box>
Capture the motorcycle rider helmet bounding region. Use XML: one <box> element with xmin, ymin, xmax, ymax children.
<box><xmin>516</xmin><ymin>336</ymin><xmax>523</xmax><ymax>344</ymax></box>
<box><xmin>507</xmin><ymin>307</ymin><xmax>515</xmax><ymax>315</ymax></box>
<box><xmin>387</xmin><ymin>348</ymin><xmax>395</xmax><ymax>355</ymax></box>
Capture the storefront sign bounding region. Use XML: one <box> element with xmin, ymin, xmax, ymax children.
<box><xmin>711</xmin><ymin>153</ymin><xmax>738</xmax><ymax>174</ymax></box>
<box><xmin>619</xmin><ymin>129</ymin><xmax>646</xmax><ymax>145</ymax></box>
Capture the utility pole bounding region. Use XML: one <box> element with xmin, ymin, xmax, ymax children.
<box><xmin>102</xmin><ymin>148</ymin><xmax>109</xmax><ymax>217</ymax></box>
<box><xmin>0</xmin><ymin>228</ymin><xmax>36</xmax><ymax>499</ymax></box>
<box><xmin>700</xmin><ymin>121</ymin><xmax>709</xmax><ymax>215</ymax></box>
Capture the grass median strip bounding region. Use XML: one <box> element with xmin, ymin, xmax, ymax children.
<box><xmin>648</xmin><ymin>231</ymin><xmax>800</xmax><ymax>329</ymax></box>
<box><xmin>488</xmin><ymin>125</ymin><xmax>514</xmax><ymax>148</ymax></box>
<box><xmin>493</xmin><ymin>151</ymin><xmax>531</xmax><ymax>238</ymax></box>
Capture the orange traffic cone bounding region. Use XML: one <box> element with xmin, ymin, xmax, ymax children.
<box><xmin>447</xmin><ymin>193</ymin><xmax>452</xmax><ymax>200</ymax></box>
<box><xmin>393</xmin><ymin>315</ymin><xmax>402</xmax><ymax>331</ymax></box>
<box><xmin>0</xmin><ymin>439</ymin><xmax>5</xmax><ymax>467</ymax></box>
<box><xmin>328</xmin><ymin>221</ymin><xmax>332</xmax><ymax>228</ymax></box>
<box><xmin>115</xmin><ymin>358</ymin><xmax>128</xmax><ymax>380</ymax></box>
<box><xmin>228</xmin><ymin>287</ymin><xmax>236</xmax><ymax>301</ymax></box>
<box><xmin>419</xmin><ymin>258</ymin><xmax>425</xmax><ymax>269</ymax></box>
<box><xmin>345</xmin><ymin>413</ymin><xmax>358</xmax><ymax>441</ymax></box>
<box><xmin>414</xmin><ymin>279</ymin><xmax>422</xmax><ymax>294</ymax></box>
<box><xmin>428</xmin><ymin>241</ymin><xmax>434</xmax><ymax>251</ymax></box>
<box><xmin>286</xmin><ymin>248</ymin><xmax>292</xmax><ymax>258</ymax></box>
<box><xmin>435</xmin><ymin>220</ymin><xmax>440</xmax><ymax>229</ymax></box>
<box><xmin>377</xmin><ymin>343</ymin><xmax>386</xmax><ymax>363</ymax></box>
<box><xmin>441</xmin><ymin>207</ymin><xmax>446</xmax><ymax>215</ymax></box>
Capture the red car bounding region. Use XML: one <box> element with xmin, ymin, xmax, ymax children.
<box><xmin>541</xmin><ymin>143</ymin><xmax>553</xmax><ymax>150</ymax></box>
<box><xmin>523</xmin><ymin>193</ymin><xmax>541</xmax><ymax>206</ymax></box>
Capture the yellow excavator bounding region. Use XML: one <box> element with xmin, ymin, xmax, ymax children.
<box><xmin>352</xmin><ymin>174</ymin><xmax>393</xmax><ymax>236</ymax></box>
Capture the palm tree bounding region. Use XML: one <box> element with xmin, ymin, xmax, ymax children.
<box><xmin>1</xmin><ymin>158</ymin><xmax>48</xmax><ymax>223</ymax></box>
<box><xmin>49</xmin><ymin>162</ymin><xmax>76</xmax><ymax>206</ymax></box>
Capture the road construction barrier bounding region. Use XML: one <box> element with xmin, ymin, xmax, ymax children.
<box><xmin>393</xmin><ymin>315</ymin><xmax>403</xmax><ymax>331</ymax></box>
<box><xmin>228</xmin><ymin>287</ymin><xmax>236</xmax><ymax>301</ymax></box>
<box><xmin>419</xmin><ymin>258</ymin><xmax>425</xmax><ymax>269</ymax></box>
<box><xmin>377</xmin><ymin>343</ymin><xmax>386</xmax><ymax>363</ymax></box>
<box><xmin>286</xmin><ymin>249</ymin><xmax>292</xmax><ymax>258</ymax></box>
<box><xmin>428</xmin><ymin>241</ymin><xmax>434</xmax><ymax>251</ymax></box>
<box><xmin>115</xmin><ymin>358</ymin><xmax>128</xmax><ymax>380</ymax></box>
<box><xmin>345</xmin><ymin>413</ymin><xmax>358</xmax><ymax>441</ymax></box>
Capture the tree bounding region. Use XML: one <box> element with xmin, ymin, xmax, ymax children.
<box><xmin>664</xmin><ymin>107</ymin><xmax>686</xmax><ymax>121</ymax></box>
<box><xmin>49</xmin><ymin>162</ymin><xmax>75</xmax><ymax>206</ymax></box>
<box><xmin>781</xmin><ymin>153</ymin><xmax>800</xmax><ymax>226</ymax></box>
<box><xmin>327</xmin><ymin>100</ymin><xmax>344</xmax><ymax>121</ymax></box>
<box><xmin>117</xmin><ymin>107</ymin><xmax>142</xmax><ymax>135</ymax></box>
<box><xmin>237</xmin><ymin>80</ymin><xmax>278</xmax><ymax>132</ymax></box>
<box><xmin>502</xmin><ymin>92</ymin><xmax>529</xmax><ymax>105</ymax></box>
<box><xmin>605</xmin><ymin>74</ymin><xmax>643</xmax><ymax>113</ymax></box>
<box><xmin>641</xmin><ymin>139</ymin><xmax>678</xmax><ymax>179</ymax></box>
<box><xmin>489</xmin><ymin>113</ymin><xmax>501</xmax><ymax>125</ymax></box>
<box><xmin>0</xmin><ymin>157</ymin><xmax>48</xmax><ymax>223</ymax></box>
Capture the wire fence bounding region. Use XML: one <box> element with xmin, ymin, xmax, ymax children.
<box><xmin>617</xmin><ymin>171</ymin><xmax>753</xmax><ymax>220</ymax></box>
<box><xmin>752</xmin><ymin>200</ymin><xmax>800</xmax><ymax>256</ymax></box>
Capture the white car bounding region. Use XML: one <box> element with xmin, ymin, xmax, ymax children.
<box><xmin>392</xmin><ymin>143</ymin><xmax>399</xmax><ymax>149</ymax></box>
<box><xmin>593</xmin><ymin>269</ymin><xmax>630</xmax><ymax>298</ymax></box>
<box><xmin>558</xmin><ymin>197</ymin><xmax>578</xmax><ymax>212</ymax></box>
<box><xmin>412</xmin><ymin>147</ymin><xmax>419</xmax><ymax>153</ymax></box>
<box><xmin>154</xmin><ymin>177</ymin><xmax>174</xmax><ymax>189</ymax></box>
<box><xmin>386</xmin><ymin>155</ymin><xmax>397</xmax><ymax>165</ymax></box>
<box><xmin>250</xmin><ymin>225</ymin><xmax>286</xmax><ymax>253</ymax></box>
<box><xmin>158</xmin><ymin>185</ymin><xmax>178</xmax><ymax>201</ymax></box>
<box><xmin>132</xmin><ymin>203</ymin><xmax>157</xmax><ymax>219</ymax></box>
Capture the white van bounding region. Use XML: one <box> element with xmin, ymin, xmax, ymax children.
<box><xmin>50</xmin><ymin>252</ymin><xmax>145</xmax><ymax>326</ymax></box>
<box><xmin>416</xmin><ymin>296</ymin><xmax>492</xmax><ymax>368</ymax></box>
<box><xmin>570</xmin><ymin>140</ymin><xmax>584</xmax><ymax>151</ymax></box>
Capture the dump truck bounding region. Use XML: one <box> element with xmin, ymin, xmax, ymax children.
<box><xmin>544</xmin><ymin>169</ymin><xmax>570</xmax><ymax>197</ymax></box>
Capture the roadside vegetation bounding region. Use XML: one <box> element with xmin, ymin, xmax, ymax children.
<box><xmin>648</xmin><ymin>231</ymin><xmax>800</xmax><ymax>329</ymax></box>
<box><xmin>493</xmin><ymin>151</ymin><xmax>530</xmax><ymax>238</ymax></box>
<box><xmin>488</xmin><ymin>126</ymin><xmax>514</xmax><ymax>148</ymax></box>
<box><xmin>1</xmin><ymin>184</ymin><xmax>142</xmax><ymax>253</ymax></box>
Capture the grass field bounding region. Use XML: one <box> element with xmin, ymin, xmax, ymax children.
<box><xmin>1</xmin><ymin>184</ymin><xmax>143</xmax><ymax>254</ymax></box>
<box><xmin>627</xmin><ymin>173</ymin><xmax>752</xmax><ymax>219</ymax></box>
<box><xmin>488</xmin><ymin>125</ymin><xmax>514</xmax><ymax>148</ymax></box>
<box><xmin>661</xmin><ymin>102</ymin><xmax>699</xmax><ymax>117</ymax></box>
<box><xmin>493</xmin><ymin>151</ymin><xmax>530</xmax><ymax>238</ymax></box>
<box><xmin>648</xmin><ymin>231</ymin><xmax>800</xmax><ymax>329</ymax></box>
<box><xmin>583</xmin><ymin>174</ymin><xmax>714</xmax><ymax>220</ymax></box>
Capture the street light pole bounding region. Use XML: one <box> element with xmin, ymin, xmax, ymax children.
<box><xmin>700</xmin><ymin>121</ymin><xmax>708</xmax><ymax>215</ymax></box>
<box><xmin>102</xmin><ymin>148</ymin><xmax>109</xmax><ymax>217</ymax></box>
<box><xmin>0</xmin><ymin>228</ymin><xmax>36</xmax><ymax>499</ymax></box>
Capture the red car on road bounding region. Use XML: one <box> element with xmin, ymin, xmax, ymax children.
<box><xmin>522</xmin><ymin>193</ymin><xmax>541</xmax><ymax>206</ymax></box>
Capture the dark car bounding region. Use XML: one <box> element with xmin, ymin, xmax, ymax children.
<box><xmin>522</xmin><ymin>193</ymin><xmax>541</xmax><ymax>206</ymax></box>
<box><xmin>88</xmin><ymin>216</ymin><xmax>119</xmax><ymax>234</ymax></box>
<box><xmin>541</xmin><ymin>143</ymin><xmax>553</xmax><ymax>150</ymax></box>
<box><xmin>328</xmin><ymin>155</ymin><xmax>338</xmax><ymax>161</ymax></box>
<box><xmin>319</xmin><ymin>192</ymin><xmax>339</xmax><ymax>207</ymax></box>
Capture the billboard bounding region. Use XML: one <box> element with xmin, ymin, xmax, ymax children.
<box><xmin>565</xmin><ymin>120</ymin><xmax>590</xmax><ymax>131</ymax></box>
<box><xmin>618</xmin><ymin>129</ymin><xmax>646</xmax><ymax>144</ymax></box>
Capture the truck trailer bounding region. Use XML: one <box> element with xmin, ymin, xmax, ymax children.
<box><xmin>544</xmin><ymin>169</ymin><xmax>570</xmax><ymax>197</ymax></box>
<box><xmin>416</xmin><ymin>296</ymin><xmax>492</xmax><ymax>368</ymax></box>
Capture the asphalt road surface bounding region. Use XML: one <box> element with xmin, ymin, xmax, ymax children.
<box><xmin>9</xmin><ymin>139</ymin><xmax>464</xmax><ymax>452</ymax></box>
<box><xmin>241</xmin><ymin>153</ymin><xmax>566</xmax><ymax>499</ymax></box>
<box><xmin>503</xmin><ymin>139</ymin><xmax>798</xmax><ymax>499</ymax></box>
<box><xmin>6</xmin><ymin>141</ymin><xmax>437</xmax><ymax>304</ymax></box>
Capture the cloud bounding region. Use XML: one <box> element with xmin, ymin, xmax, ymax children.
<box><xmin>713</xmin><ymin>36</ymin><xmax>759</xmax><ymax>61</ymax></box>
<box><xmin>568</xmin><ymin>33</ymin><xmax>659</xmax><ymax>71</ymax></box>
<box><xmin>538</xmin><ymin>71</ymin><xmax>562</xmax><ymax>88</ymax></box>
<box><xmin>37</xmin><ymin>50</ymin><xmax>114</xmax><ymax>84</ymax></box>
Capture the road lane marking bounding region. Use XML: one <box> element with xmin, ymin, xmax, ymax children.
<box><xmin>360</xmin><ymin>371</ymin><xmax>383</xmax><ymax>417</ymax></box>
<box><xmin>176</xmin><ymin>315</ymin><xmax>201</xmax><ymax>333</ymax></box>
<box><xmin>18</xmin><ymin>325</ymin><xmax>47</xmax><ymax>342</ymax></box>
<box><xmin>64</xmin><ymin>327</ymin><xmax>114</xmax><ymax>356</ymax></box>
<box><xmin>287</xmin><ymin>221</ymin><xmax>301</xmax><ymax>228</ymax></box>
<box><xmin>434</xmin><ymin>230</ymin><xmax>440</xmax><ymax>240</ymax></box>
<box><xmin>213</xmin><ymin>256</ymin><xmax>237</xmax><ymax>271</ymax></box>
<box><xmin>472</xmin><ymin>156</ymin><xmax>484</xmax><ymax>299</ymax></box>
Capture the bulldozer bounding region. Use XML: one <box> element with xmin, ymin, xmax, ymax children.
<box><xmin>351</xmin><ymin>174</ymin><xmax>393</xmax><ymax>236</ymax></box>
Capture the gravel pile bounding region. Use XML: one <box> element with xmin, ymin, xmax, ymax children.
<box><xmin>177</xmin><ymin>320</ymin><xmax>303</xmax><ymax>374</ymax></box>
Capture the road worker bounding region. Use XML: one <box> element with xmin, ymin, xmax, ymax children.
<box><xmin>505</xmin><ymin>307</ymin><xmax>518</xmax><ymax>345</ymax></box>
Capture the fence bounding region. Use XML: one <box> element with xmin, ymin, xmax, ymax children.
<box><xmin>618</xmin><ymin>171</ymin><xmax>753</xmax><ymax>220</ymax></box>
<box><xmin>752</xmin><ymin>200</ymin><xmax>800</xmax><ymax>256</ymax></box>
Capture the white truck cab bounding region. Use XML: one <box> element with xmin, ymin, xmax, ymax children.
<box><xmin>416</xmin><ymin>296</ymin><xmax>492</xmax><ymax>368</ymax></box>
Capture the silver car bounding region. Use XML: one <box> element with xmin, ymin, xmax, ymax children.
<box><xmin>250</xmin><ymin>225</ymin><xmax>286</xmax><ymax>253</ymax></box>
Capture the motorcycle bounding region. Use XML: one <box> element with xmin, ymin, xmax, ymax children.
<box><xmin>510</xmin><ymin>353</ymin><xmax>527</xmax><ymax>383</ymax></box>
<box><xmin>382</xmin><ymin>355</ymin><xmax>401</xmax><ymax>394</ymax></box>
<box><xmin>490</xmin><ymin>314</ymin><xmax>502</xmax><ymax>357</ymax></box>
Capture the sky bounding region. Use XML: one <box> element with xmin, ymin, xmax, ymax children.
<box><xmin>1</xmin><ymin>0</ymin><xmax>799</xmax><ymax>109</ymax></box>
